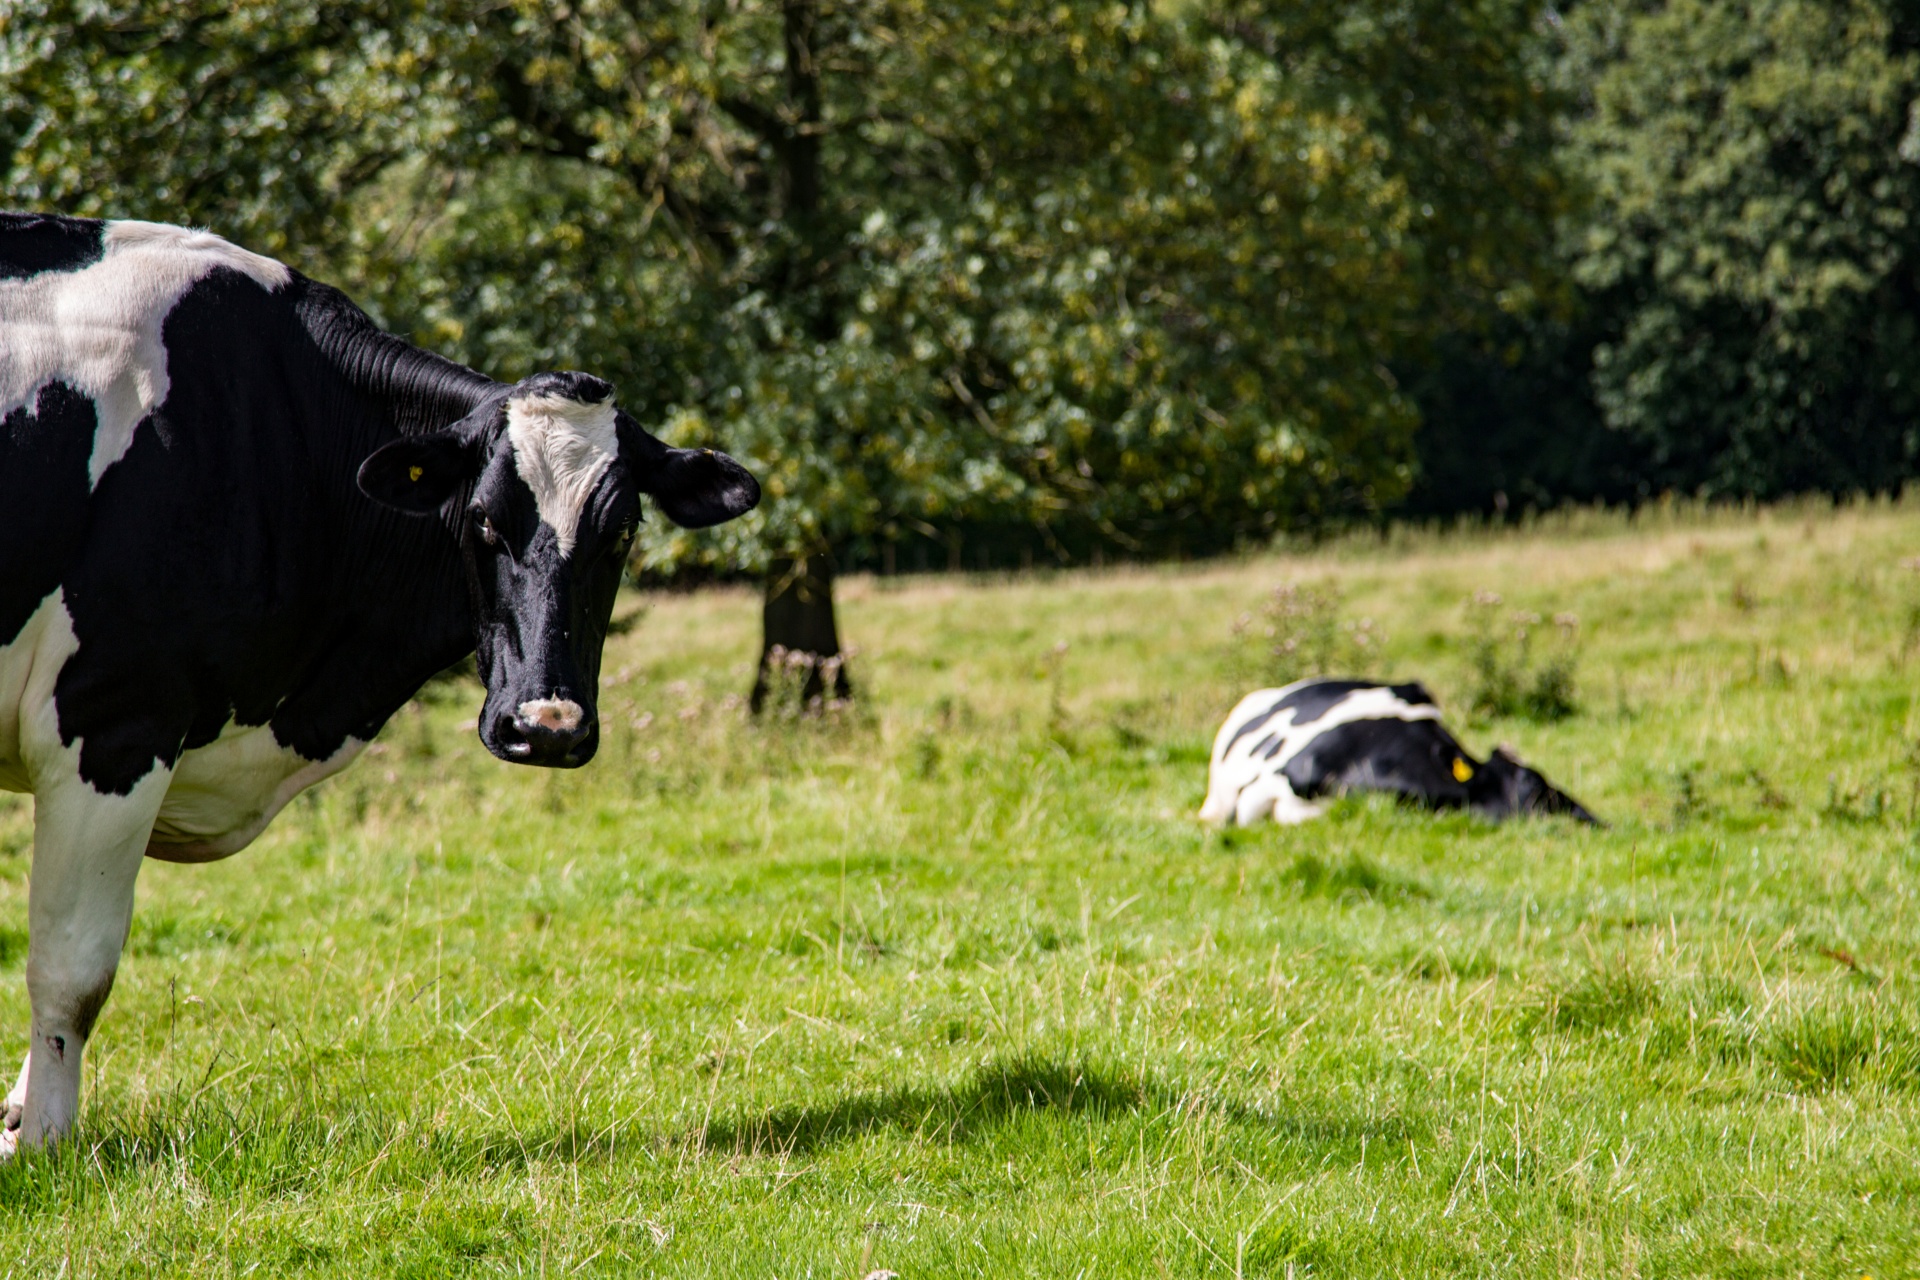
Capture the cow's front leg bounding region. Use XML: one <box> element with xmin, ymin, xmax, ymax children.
<box><xmin>3</xmin><ymin>766</ymin><xmax>169</xmax><ymax>1157</ymax></box>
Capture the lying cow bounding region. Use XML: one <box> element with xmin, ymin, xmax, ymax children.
<box><xmin>0</xmin><ymin>213</ymin><xmax>760</xmax><ymax>1155</ymax></box>
<box><xmin>1199</xmin><ymin>679</ymin><xmax>1598</xmax><ymax>826</ymax></box>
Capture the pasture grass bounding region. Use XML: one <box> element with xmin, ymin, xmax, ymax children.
<box><xmin>3</xmin><ymin>497</ymin><xmax>1920</xmax><ymax>1276</ymax></box>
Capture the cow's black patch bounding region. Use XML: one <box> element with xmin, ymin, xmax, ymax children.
<box><xmin>48</xmin><ymin>266</ymin><xmax>477</xmax><ymax>792</ymax></box>
<box><xmin>0</xmin><ymin>383</ymin><xmax>95</xmax><ymax>647</ymax></box>
<box><xmin>1282</xmin><ymin>717</ymin><xmax>1473</xmax><ymax>808</ymax></box>
<box><xmin>633</xmin><ymin>445</ymin><xmax>761</xmax><ymax>529</ymax></box>
<box><xmin>1470</xmin><ymin>748</ymin><xmax>1599</xmax><ymax>824</ymax></box>
<box><xmin>0</xmin><ymin>212</ymin><xmax>103</xmax><ymax>280</ymax></box>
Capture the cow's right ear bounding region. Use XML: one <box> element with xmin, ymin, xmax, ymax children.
<box><xmin>357</xmin><ymin>432</ymin><xmax>478</xmax><ymax>515</ymax></box>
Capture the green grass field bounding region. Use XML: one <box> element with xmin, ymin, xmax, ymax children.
<box><xmin>3</xmin><ymin>500</ymin><xmax>1918</xmax><ymax>1277</ymax></box>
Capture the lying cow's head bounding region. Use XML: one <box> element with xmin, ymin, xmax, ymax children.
<box><xmin>1471</xmin><ymin>746</ymin><xmax>1602</xmax><ymax>826</ymax></box>
<box><xmin>355</xmin><ymin>370</ymin><xmax>758</xmax><ymax>766</ymax></box>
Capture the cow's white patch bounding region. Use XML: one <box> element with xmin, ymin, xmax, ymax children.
<box><xmin>516</xmin><ymin>698</ymin><xmax>583</xmax><ymax>733</ymax></box>
<box><xmin>1227</xmin><ymin>770</ymin><xmax>1328</xmax><ymax>826</ymax></box>
<box><xmin>1199</xmin><ymin>683</ymin><xmax>1443</xmax><ymax>826</ymax></box>
<box><xmin>0</xmin><ymin>592</ymin><xmax>83</xmax><ymax>796</ymax></box>
<box><xmin>0</xmin><ymin>219</ymin><xmax>290</xmax><ymax>488</ymax></box>
<box><xmin>505</xmin><ymin>392</ymin><xmax>618</xmax><ymax>557</ymax></box>
<box><xmin>147</xmin><ymin>726</ymin><xmax>364</xmax><ymax>862</ymax></box>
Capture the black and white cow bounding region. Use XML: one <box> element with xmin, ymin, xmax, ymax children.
<box><xmin>1199</xmin><ymin>679</ymin><xmax>1598</xmax><ymax>827</ymax></box>
<box><xmin>0</xmin><ymin>213</ymin><xmax>759</xmax><ymax>1155</ymax></box>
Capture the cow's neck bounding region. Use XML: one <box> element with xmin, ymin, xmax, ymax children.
<box><xmin>284</xmin><ymin>281</ymin><xmax>500</xmax><ymax>746</ymax></box>
<box><xmin>296</xmin><ymin>279</ymin><xmax>498</xmax><ymax>439</ymax></box>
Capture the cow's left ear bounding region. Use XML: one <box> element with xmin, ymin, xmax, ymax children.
<box><xmin>640</xmin><ymin>446</ymin><xmax>761</xmax><ymax>529</ymax></box>
<box><xmin>357</xmin><ymin>432</ymin><xmax>479</xmax><ymax>515</ymax></box>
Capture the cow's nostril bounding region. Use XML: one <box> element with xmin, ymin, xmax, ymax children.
<box><xmin>493</xmin><ymin>713</ymin><xmax>533</xmax><ymax>758</ymax></box>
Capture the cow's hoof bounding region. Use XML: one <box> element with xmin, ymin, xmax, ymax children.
<box><xmin>0</xmin><ymin>1125</ymin><xmax>16</xmax><ymax>1162</ymax></box>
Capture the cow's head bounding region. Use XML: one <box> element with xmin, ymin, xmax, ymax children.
<box><xmin>355</xmin><ymin>370</ymin><xmax>758</xmax><ymax>766</ymax></box>
<box><xmin>1470</xmin><ymin>746</ymin><xmax>1602</xmax><ymax>826</ymax></box>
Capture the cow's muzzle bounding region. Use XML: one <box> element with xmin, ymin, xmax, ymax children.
<box><xmin>494</xmin><ymin>697</ymin><xmax>595</xmax><ymax>766</ymax></box>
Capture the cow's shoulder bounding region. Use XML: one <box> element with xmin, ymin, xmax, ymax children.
<box><xmin>97</xmin><ymin>219</ymin><xmax>290</xmax><ymax>293</ymax></box>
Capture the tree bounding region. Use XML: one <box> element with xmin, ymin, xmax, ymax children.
<box><xmin>0</xmin><ymin>1</ymin><xmax>411</xmax><ymax>259</ymax></box>
<box><xmin>3</xmin><ymin>0</ymin><xmax>1566</xmax><ymax>699</ymax></box>
<box><xmin>1559</xmin><ymin>0</ymin><xmax>1920</xmax><ymax>498</ymax></box>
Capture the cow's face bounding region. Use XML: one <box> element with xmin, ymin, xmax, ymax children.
<box><xmin>356</xmin><ymin>370</ymin><xmax>759</xmax><ymax>767</ymax></box>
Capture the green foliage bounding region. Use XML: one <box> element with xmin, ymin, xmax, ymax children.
<box><xmin>1400</xmin><ymin>0</ymin><xmax>1920</xmax><ymax>518</ymax></box>
<box><xmin>1463</xmin><ymin>591</ymin><xmax>1582</xmax><ymax>720</ymax></box>
<box><xmin>0</xmin><ymin>0</ymin><xmax>428</xmax><ymax>260</ymax></box>
<box><xmin>1566</xmin><ymin>0</ymin><xmax>1920</xmax><ymax>498</ymax></box>
<box><xmin>0</xmin><ymin>0</ymin><xmax>1563</xmax><ymax>567</ymax></box>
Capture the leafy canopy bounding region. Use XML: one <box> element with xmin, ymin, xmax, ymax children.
<box><xmin>1</xmin><ymin>0</ymin><xmax>1563</xmax><ymax>564</ymax></box>
<box><xmin>1565</xmin><ymin>0</ymin><xmax>1920</xmax><ymax>500</ymax></box>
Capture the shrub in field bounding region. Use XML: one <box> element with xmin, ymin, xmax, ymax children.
<box><xmin>1234</xmin><ymin>582</ymin><xmax>1385</xmax><ymax>686</ymax></box>
<box><xmin>1464</xmin><ymin>591</ymin><xmax>1581</xmax><ymax>720</ymax></box>
<box><xmin>755</xmin><ymin>646</ymin><xmax>853</xmax><ymax>722</ymax></box>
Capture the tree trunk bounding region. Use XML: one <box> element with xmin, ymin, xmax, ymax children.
<box><xmin>751</xmin><ymin>553</ymin><xmax>852</xmax><ymax>712</ymax></box>
<box><xmin>781</xmin><ymin>0</ymin><xmax>821</xmax><ymax>223</ymax></box>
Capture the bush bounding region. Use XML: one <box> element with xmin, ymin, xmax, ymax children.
<box><xmin>1234</xmin><ymin>582</ymin><xmax>1385</xmax><ymax>686</ymax></box>
<box><xmin>1464</xmin><ymin>591</ymin><xmax>1581</xmax><ymax>720</ymax></box>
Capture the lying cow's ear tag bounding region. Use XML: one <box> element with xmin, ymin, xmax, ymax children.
<box><xmin>1452</xmin><ymin>756</ymin><xmax>1474</xmax><ymax>783</ymax></box>
<box><xmin>358</xmin><ymin>432</ymin><xmax>474</xmax><ymax>515</ymax></box>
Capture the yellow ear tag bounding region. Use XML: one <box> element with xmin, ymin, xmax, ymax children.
<box><xmin>1452</xmin><ymin>757</ymin><xmax>1474</xmax><ymax>783</ymax></box>
<box><xmin>408</xmin><ymin>465</ymin><xmax>424</xmax><ymax>482</ymax></box>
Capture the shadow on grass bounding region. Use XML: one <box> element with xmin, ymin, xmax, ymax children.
<box><xmin>693</xmin><ymin>1052</ymin><xmax>1411</xmax><ymax>1159</ymax></box>
<box><xmin>0</xmin><ymin>1055</ymin><xmax>1411</xmax><ymax>1210</ymax></box>
<box><xmin>696</xmin><ymin>1054</ymin><xmax>1149</xmax><ymax>1157</ymax></box>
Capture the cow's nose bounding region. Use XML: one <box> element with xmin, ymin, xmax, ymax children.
<box><xmin>502</xmin><ymin>698</ymin><xmax>592</xmax><ymax>763</ymax></box>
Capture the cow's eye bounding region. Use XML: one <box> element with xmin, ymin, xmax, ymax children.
<box><xmin>472</xmin><ymin>509</ymin><xmax>499</xmax><ymax>547</ymax></box>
